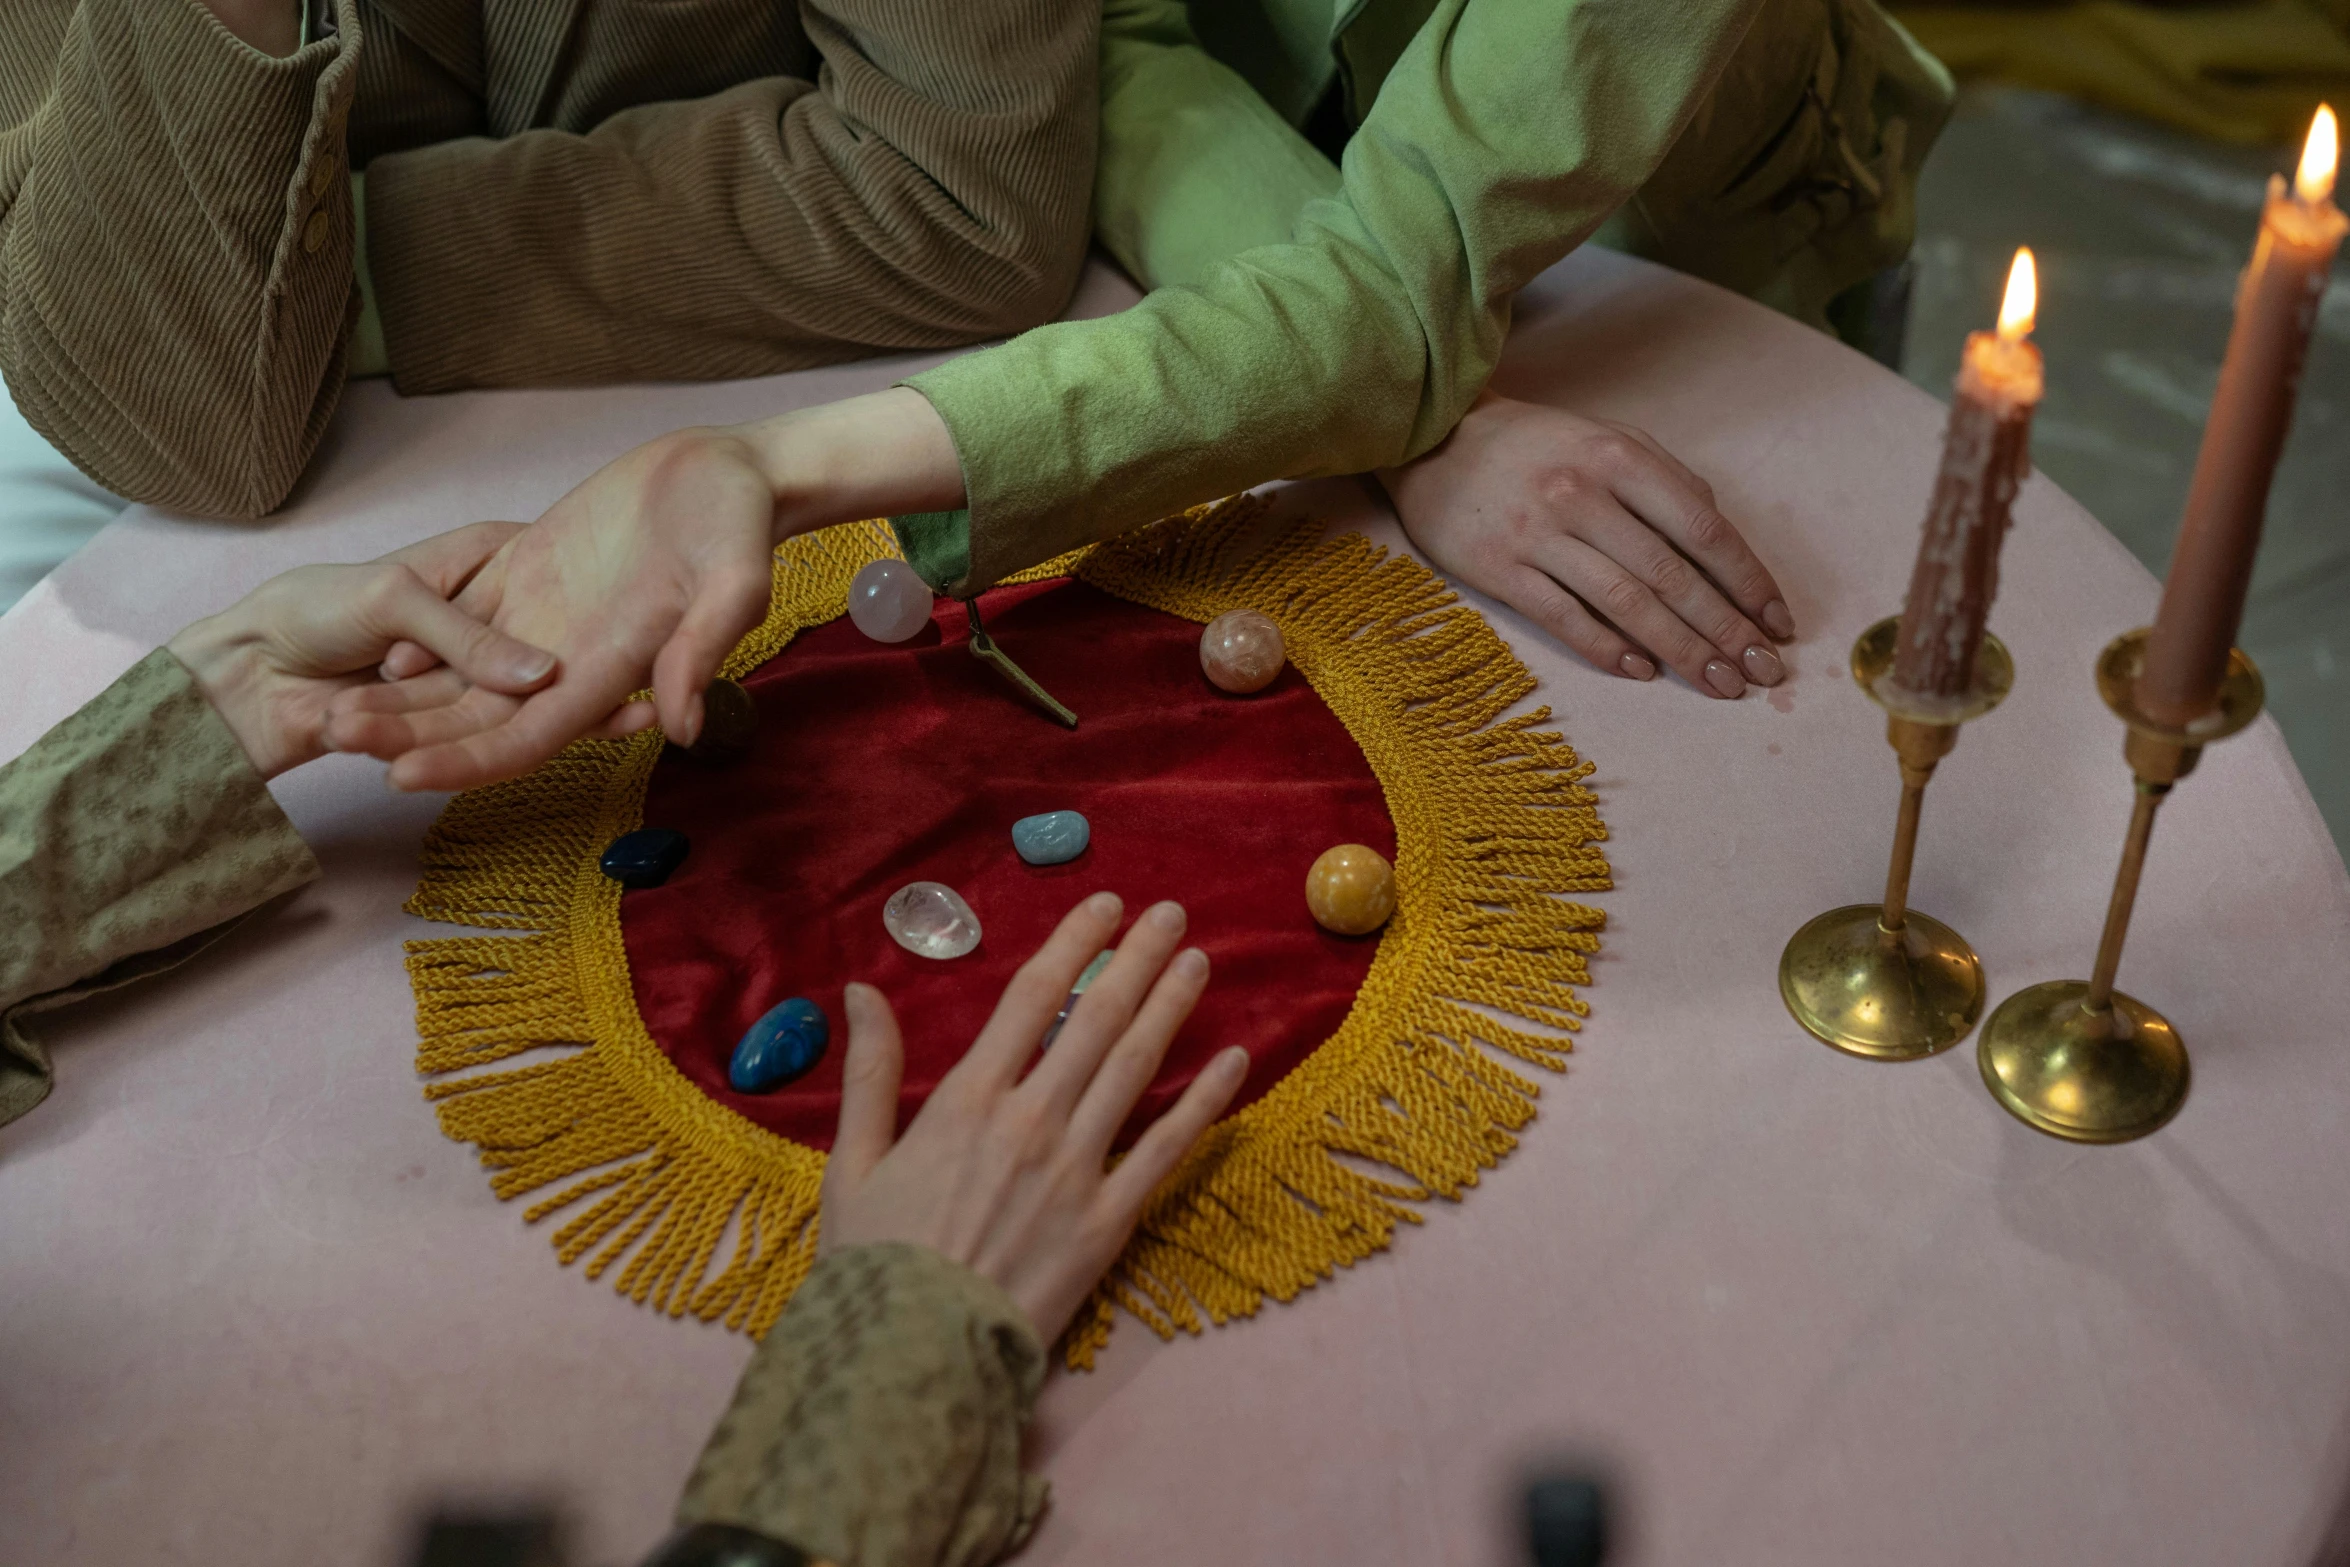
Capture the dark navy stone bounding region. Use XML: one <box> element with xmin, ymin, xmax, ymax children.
<box><xmin>731</xmin><ymin>998</ymin><xmax>829</xmax><ymax>1093</ymax></box>
<box><xmin>600</xmin><ymin>828</ymin><xmax>690</xmax><ymax>889</ymax></box>
<box><xmin>1011</xmin><ymin>810</ymin><xmax>1089</xmax><ymax>866</ymax></box>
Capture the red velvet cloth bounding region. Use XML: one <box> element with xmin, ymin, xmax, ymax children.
<box><xmin>619</xmin><ymin>577</ymin><xmax>1394</xmax><ymax>1151</ymax></box>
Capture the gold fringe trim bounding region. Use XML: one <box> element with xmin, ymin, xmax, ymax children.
<box><xmin>405</xmin><ymin>500</ymin><xmax>1609</xmax><ymax>1361</ymax></box>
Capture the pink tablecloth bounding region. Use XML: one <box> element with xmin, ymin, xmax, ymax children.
<box><xmin>5</xmin><ymin>251</ymin><xmax>2348</xmax><ymax>1567</ymax></box>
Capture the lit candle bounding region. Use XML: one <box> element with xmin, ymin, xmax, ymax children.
<box><xmin>1891</xmin><ymin>248</ymin><xmax>2043</xmax><ymax>701</ymax></box>
<box><xmin>2138</xmin><ymin>105</ymin><xmax>2344</xmax><ymax>728</ymax></box>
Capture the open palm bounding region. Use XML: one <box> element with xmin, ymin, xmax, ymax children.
<box><xmin>326</xmin><ymin>429</ymin><xmax>780</xmax><ymax>791</ymax></box>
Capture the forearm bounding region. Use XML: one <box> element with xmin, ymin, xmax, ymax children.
<box><xmin>724</xmin><ymin>389</ymin><xmax>967</xmax><ymax>545</ymax></box>
<box><xmin>677</xmin><ymin>1244</ymin><xmax>1047</xmax><ymax>1567</ymax></box>
<box><xmin>0</xmin><ymin>650</ymin><xmax>318</xmax><ymax>1127</ymax></box>
<box><xmin>907</xmin><ymin>0</ymin><xmax>1765</xmax><ymax>592</ymax></box>
<box><xmin>0</xmin><ymin>0</ymin><xmax>363</xmax><ymax>516</ymax></box>
<box><xmin>1093</xmin><ymin>0</ymin><xmax>1340</xmax><ymax>291</ymax></box>
<box><xmin>366</xmin><ymin>0</ymin><xmax>1097</xmax><ymax>393</ymax></box>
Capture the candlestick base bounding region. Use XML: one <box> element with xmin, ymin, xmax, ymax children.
<box><xmin>1977</xmin><ymin>980</ymin><xmax>2188</xmax><ymax>1143</ymax></box>
<box><xmin>1779</xmin><ymin>904</ymin><xmax>1986</xmax><ymax>1060</ymax></box>
<box><xmin>1778</xmin><ymin>617</ymin><xmax>2010</xmax><ymax>1060</ymax></box>
<box><xmin>1976</xmin><ymin>631</ymin><xmax>2263</xmax><ymax>1144</ymax></box>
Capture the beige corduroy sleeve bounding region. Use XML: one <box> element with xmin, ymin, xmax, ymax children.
<box><xmin>0</xmin><ymin>649</ymin><xmax>320</xmax><ymax>1130</ymax></box>
<box><xmin>0</xmin><ymin>0</ymin><xmax>365</xmax><ymax>519</ymax></box>
<box><xmin>363</xmin><ymin>0</ymin><xmax>1099</xmax><ymax>394</ymax></box>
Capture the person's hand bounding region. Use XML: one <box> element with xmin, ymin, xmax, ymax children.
<box><xmin>163</xmin><ymin>522</ymin><xmax>557</xmax><ymax>780</ymax></box>
<box><xmin>326</xmin><ymin>428</ymin><xmax>781</xmax><ymax>790</ymax></box>
<box><xmin>1378</xmin><ymin>393</ymin><xmax>1794</xmax><ymax>698</ymax></box>
<box><xmin>327</xmin><ymin>388</ymin><xmax>966</xmax><ymax>792</ymax></box>
<box><xmin>820</xmin><ymin>893</ymin><xmax>1249</xmax><ymax>1343</ymax></box>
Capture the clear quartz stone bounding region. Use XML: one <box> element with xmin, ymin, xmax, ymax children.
<box><xmin>883</xmin><ymin>881</ymin><xmax>983</xmax><ymax>959</ymax></box>
<box><xmin>848</xmin><ymin>558</ymin><xmax>936</xmax><ymax>643</ymax></box>
<box><xmin>1200</xmin><ymin>609</ymin><xmax>1286</xmax><ymax>693</ymax></box>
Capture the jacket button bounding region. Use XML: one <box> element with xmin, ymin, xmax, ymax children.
<box><xmin>303</xmin><ymin>209</ymin><xmax>330</xmax><ymax>254</ymax></box>
<box><xmin>311</xmin><ymin>154</ymin><xmax>336</xmax><ymax>199</ymax></box>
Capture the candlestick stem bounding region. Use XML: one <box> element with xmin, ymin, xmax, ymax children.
<box><xmin>1978</xmin><ymin>629</ymin><xmax>2264</xmax><ymax>1143</ymax></box>
<box><xmin>1880</xmin><ymin>757</ymin><xmax>1936</xmax><ymax>934</ymax></box>
<box><xmin>2082</xmin><ymin>782</ymin><xmax>2165</xmax><ymax>1013</ymax></box>
<box><xmin>1779</xmin><ymin>618</ymin><xmax>2011</xmax><ymax>1061</ymax></box>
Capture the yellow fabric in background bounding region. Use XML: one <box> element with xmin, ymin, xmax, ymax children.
<box><xmin>1894</xmin><ymin>0</ymin><xmax>2350</xmax><ymax>144</ymax></box>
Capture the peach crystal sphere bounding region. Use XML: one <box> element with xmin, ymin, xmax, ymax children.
<box><xmin>1200</xmin><ymin>609</ymin><xmax>1285</xmax><ymax>693</ymax></box>
<box><xmin>1306</xmin><ymin>844</ymin><xmax>1395</xmax><ymax>936</ymax></box>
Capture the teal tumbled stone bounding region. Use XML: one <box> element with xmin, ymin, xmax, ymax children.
<box><xmin>1011</xmin><ymin>810</ymin><xmax>1089</xmax><ymax>866</ymax></box>
<box><xmin>731</xmin><ymin>998</ymin><xmax>828</xmax><ymax>1093</ymax></box>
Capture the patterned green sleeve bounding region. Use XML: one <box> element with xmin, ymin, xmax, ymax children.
<box><xmin>902</xmin><ymin>0</ymin><xmax>1766</xmax><ymax>596</ymax></box>
<box><xmin>677</xmin><ymin>1243</ymin><xmax>1048</xmax><ymax>1567</ymax></box>
<box><xmin>0</xmin><ymin>649</ymin><xmax>319</xmax><ymax>1128</ymax></box>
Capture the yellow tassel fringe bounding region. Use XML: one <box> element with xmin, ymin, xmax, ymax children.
<box><xmin>405</xmin><ymin>500</ymin><xmax>1609</xmax><ymax>1364</ymax></box>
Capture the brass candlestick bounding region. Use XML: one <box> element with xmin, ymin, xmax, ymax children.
<box><xmin>1780</xmin><ymin>616</ymin><xmax>2014</xmax><ymax>1060</ymax></box>
<box><xmin>1977</xmin><ymin>629</ymin><xmax>2264</xmax><ymax>1143</ymax></box>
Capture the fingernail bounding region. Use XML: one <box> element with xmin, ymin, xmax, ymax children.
<box><xmin>1762</xmin><ymin>599</ymin><xmax>1796</xmax><ymax>640</ymax></box>
<box><xmin>1741</xmin><ymin>644</ymin><xmax>1784</xmax><ymax>686</ymax></box>
<box><xmin>1220</xmin><ymin>1046</ymin><xmax>1250</xmax><ymax>1076</ymax></box>
<box><xmin>1149</xmin><ymin>900</ymin><xmax>1186</xmax><ymax>931</ymax></box>
<box><xmin>1618</xmin><ymin>652</ymin><xmax>1656</xmax><ymax>681</ymax></box>
<box><xmin>1704</xmin><ymin>658</ymin><xmax>1747</xmax><ymax>699</ymax></box>
<box><xmin>1177</xmin><ymin>947</ymin><xmax>1209</xmax><ymax>977</ymax></box>
<box><xmin>1087</xmin><ymin>891</ymin><xmax>1122</xmax><ymax>919</ymax></box>
<box><xmin>511</xmin><ymin>651</ymin><xmax>555</xmax><ymax>683</ymax></box>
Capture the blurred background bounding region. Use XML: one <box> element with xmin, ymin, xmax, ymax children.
<box><xmin>1890</xmin><ymin>0</ymin><xmax>2349</xmax><ymax>851</ymax></box>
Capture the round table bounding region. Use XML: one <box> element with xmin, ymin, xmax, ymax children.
<box><xmin>5</xmin><ymin>251</ymin><xmax>2348</xmax><ymax>1567</ymax></box>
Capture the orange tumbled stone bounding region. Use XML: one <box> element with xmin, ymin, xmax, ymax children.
<box><xmin>1305</xmin><ymin>843</ymin><xmax>1395</xmax><ymax>936</ymax></box>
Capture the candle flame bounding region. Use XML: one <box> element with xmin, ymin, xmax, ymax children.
<box><xmin>2297</xmin><ymin>104</ymin><xmax>2338</xmax><ymax>205</ymax></box>
<box><xmin>1996</xmin><ymin>247</ymin><xmax>2037</xmax><ymax>341</ymax></box>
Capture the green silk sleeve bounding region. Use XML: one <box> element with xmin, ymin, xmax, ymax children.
<box><xmin>904</xmin><ymin>0</ymin><xmax>1767</xmax><ymax>595</ymax></box>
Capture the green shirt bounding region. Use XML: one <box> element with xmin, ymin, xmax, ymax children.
<box><xmin>897</xmin><ymin>0</ymin><xmax>1952</xmax><ymax>594</ymax></box>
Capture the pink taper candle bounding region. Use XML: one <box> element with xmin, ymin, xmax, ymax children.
<box><xmin>1892</xmin><ymin>248</ymin><xmax>2042</xmax><ymax>699</ymax></box>
<box><xmin>2138</xmin><ymin>106</ymin><xmax>2344</xmax><ymax>728</ymax></box>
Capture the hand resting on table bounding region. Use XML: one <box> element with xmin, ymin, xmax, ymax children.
<box><xmin>1379</xmin><ymin>392</ymin><xmax>1793</xmax><ymax>698</ymax></box>
<box><xmin>824</xmin><ymin>892</ymin><xmax>1248</xmax><ymax>1342</ymax></box>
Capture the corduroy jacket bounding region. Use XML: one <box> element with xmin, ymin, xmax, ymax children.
<box><xmin>0</xmin><ymin>0</ymin><xmax>1099</xmax><ymax>518</ymax></box>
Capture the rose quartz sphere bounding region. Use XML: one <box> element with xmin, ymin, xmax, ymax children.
<box><xmin>1199</xmin><ymin>609</ymin><xmax>1286</xmax><ymax>693</ymax></box>
<box><xmin>848</xmin><ymin>558</ymin><xmax>934</xmax><ymax>643</ymax></box>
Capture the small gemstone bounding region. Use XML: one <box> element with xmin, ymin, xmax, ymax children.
<box><xmin>1200</xmin><ymin>609</ymin><xmax>1286</xmax><ymax>693</ymax></box>
<box><xmin>848</xmin><ymin>558</ymin><xmax>936</xmax><ymax>643</ymax></box>
<box><xmin>685</xmin><ymin>677</ymin><xmax>757</xmax><ymax>763</ymax></box>
<box><xmin>600</xmin><ymin>828</ymin><xmax>689</xmax><ymax>889</ymax></box>
<box><xmin>730</xmin><ymin>997</ymin><xmax>829</xmax><ymax>1093</ymax></box>
<box><xmin>883</xmin><ymin>881</ymin><xmax>982</xmax><ymax>959</ymax></box>
<box><xmin>1306</xmin><ymin>843</ymin><xmax>1395</xmax><ymax>936</ymax></box>
<box><xmin>1011</xmin><ymin>809</ymin><xmax>1090</xmax><ymax>866</ymax></box>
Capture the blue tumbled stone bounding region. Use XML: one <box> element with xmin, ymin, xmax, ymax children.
<box><xmin>731</xmin><ymin>998</ymin><xmax>829</xmax><ymax>1093</ymax></box>
<box><xmin>1011</xmin><ymin>810</ymin><xmax>1090</xmax><ymax>866</ymax></box>
<box><xmin>600</xmin><ymin>828</ymin><xmax>689</xmax><ymax>889</ymax></box>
